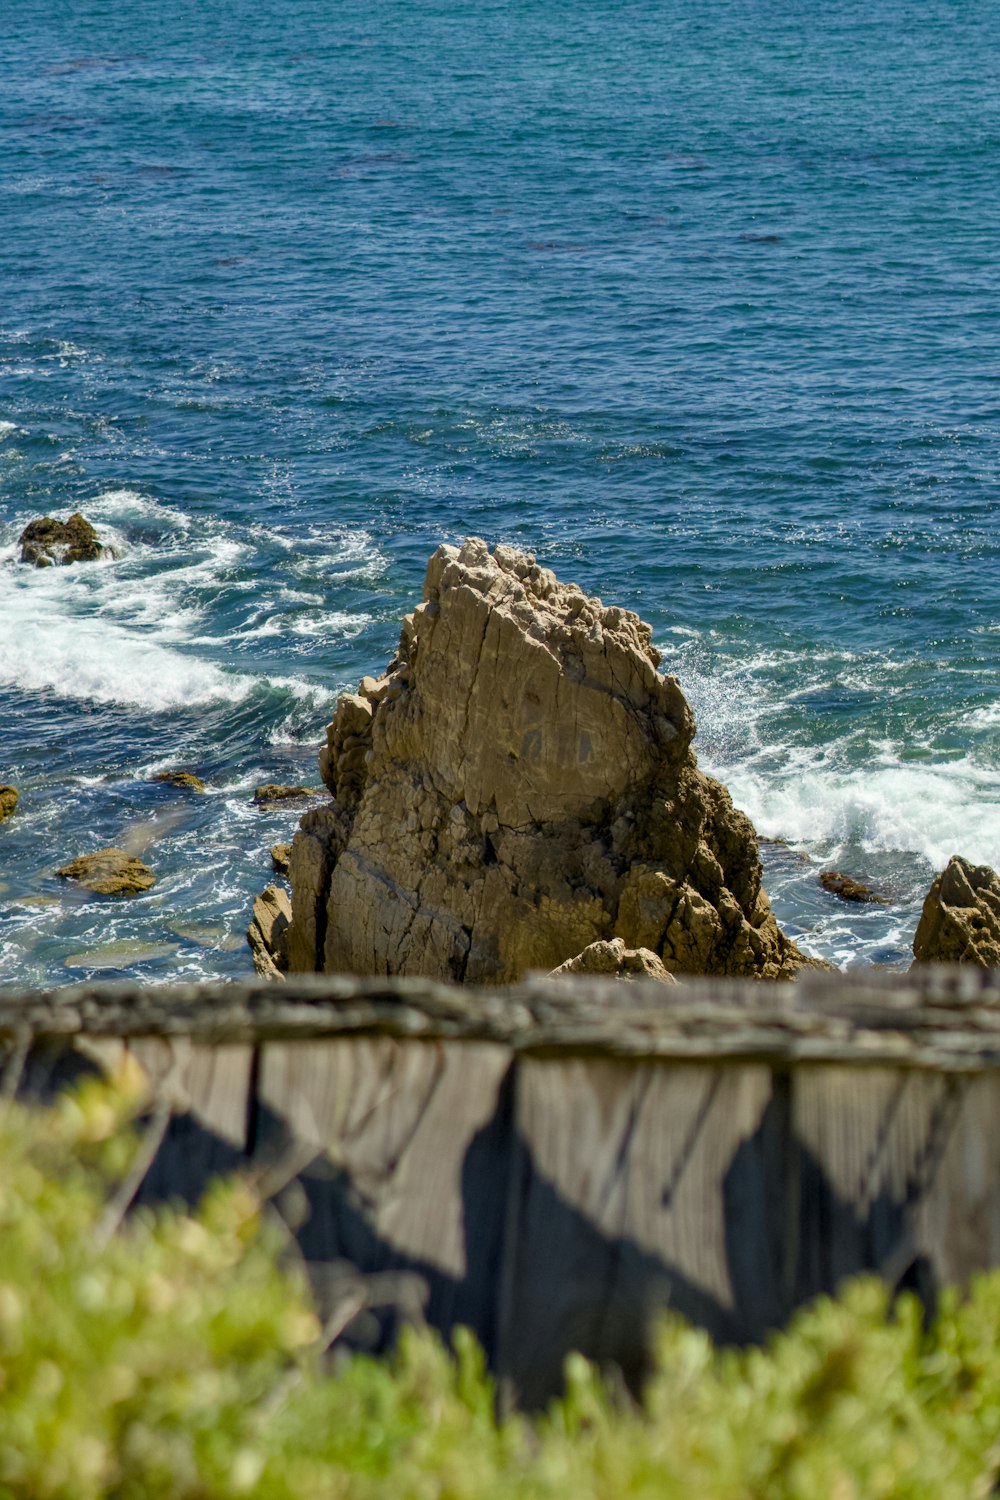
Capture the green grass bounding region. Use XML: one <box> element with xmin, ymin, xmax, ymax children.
<box><xmin>0</xmin><ymin>1066</ymin><xmax>998</xmax><ymax>1499</ymax></box>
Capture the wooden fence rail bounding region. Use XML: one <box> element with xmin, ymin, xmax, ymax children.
<box><xmin>3</xmin><ymin>966</ymin><xmax>1000</xmax><ymax>1407</ymax></box>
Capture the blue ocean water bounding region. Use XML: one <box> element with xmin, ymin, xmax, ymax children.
<box><xmin>1</xmin><ymin>0</ymin><xmax>998</xmax><ymax>984</ymax></box>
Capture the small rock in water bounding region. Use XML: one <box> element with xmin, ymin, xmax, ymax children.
<box><xmin>912</xmin><ymin>855</ymin><xmax>1000</xmax><ymax>967</ymax></box>
<box><xmin>56</xmin><ymin>847</ymin><xmax>156</xmax><ymax>896</ymax></box>
<box><xmin>549</xmin><ymin>939</ymin><xmax>677</xmax><ymax>984</ymax></box>
<box><xmin>168</xmin><ymin>920</ymin><xmax>244</xmax><ymax>950</ymax></box>
<box><xmin>0</xmin><ymin>785</ymin><xmax>19</xmax><ymax>821</ymax></box>
<box><xmin>270</xmin><ymin>843</ymin><xmax>292</xmax><ymax>875</ymax></box>
<box><xmin>152</xmin><ymin>770</ymin><xmax>206</xmax><ymax>792</ymax></box>
<box><xmin>253</xmin><ymin>783</ymin><xmax>321</xmax><ymax>806</ymax></box>
<box><xmin>18</xmin><ymin>511</ymin><xmax>107</xmax><ymax>567</ymax></box>
<box><xmin>819</xmin><ymin>871</ymin><xmax>885</xmax><ymax>904</ymax></box>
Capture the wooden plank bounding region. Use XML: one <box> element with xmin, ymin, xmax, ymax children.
<box><xmin>789</xmin><ymin>1064</ymin><xmax>984</xmax><ymax>1308</ymax></box>
<box><xmin>253</xmin><ymin>1037</ymin><xmax>513</xmax><ymax>1348</ymax></box>
<box><xmin>912</xmin><ymin>1074</ymin><xmax>1000</xmax><ymax>1288</ymax></box>
<box><xmin>125</xmin><ymin>1038</ymin><xmax>254</xmax><ymax>1207</ymax></box>
<box><xmin>0</xmin><ymin>969</ymin><xmax>999</xmax><ymax>1072</ymax></box>
<box><xmin>496</xmin><ymin>1057</ymin><xmax>775</xmax><ymax>1408</ymax></box>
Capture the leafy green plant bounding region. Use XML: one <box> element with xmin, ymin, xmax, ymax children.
<box><xmin>1</xmin><ymin>1069</ymin><xmax>999</xmax><ymax>1499</ymax></box>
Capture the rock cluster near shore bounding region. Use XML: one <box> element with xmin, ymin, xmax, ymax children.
<box><xmin>283</xmin><ymin>539</ymin><xmax>819</xmax><ymax>984</ymax></box>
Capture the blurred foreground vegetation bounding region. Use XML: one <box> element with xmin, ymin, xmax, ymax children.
<box><xmin>1</xmin><ymin>1066</ymin><xmax>1000</xmax><ymax>1498</ymax></box>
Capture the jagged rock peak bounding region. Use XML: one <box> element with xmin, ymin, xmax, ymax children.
<box><xmin>286</xmin><ymin>538</ymin><xmax>819</xmax><ymax>984</ymax></box>
<box><xmin>912</xmin><ymin>855</ymin><xmax>1000</xmax><ymax>967</ymax></box>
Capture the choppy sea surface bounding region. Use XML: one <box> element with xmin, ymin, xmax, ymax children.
<box><xmin>2</xmin><ymin>0</ymin><xmax>998</xmax><ymax>985</ymax></box>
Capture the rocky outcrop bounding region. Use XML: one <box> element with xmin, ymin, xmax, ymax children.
<box><xmin>286</xmin><ymin>539</ymin><xmax>817</xmax><ymax>985</ymax></box>
<box><xmin>549</xmin><ymin>939</ymin><xmax>677</xmax><ymax>984</ymax></box>
<box><xmin>912</xmin><ymin>856</ymin><xmax>1000</xmax><ymax>967</ymax></box>
<box><xmin>0</xmin><ymin>785</ymin><xmax>18</xmax><ymax>822</ymax></box>
<box><xmin>56</xmin><ymin>848</ymin><xmax>156</xmax><ymax>896</ymax></box>
<box><xmin>247</xmin><ymin>884</ymin><xmax>291</xmax><ymax>980</ymax></box>
<box><xmin>18</xmin><ymin>512</ymin><xmax>107</xmax><ymax>566</ymax></box>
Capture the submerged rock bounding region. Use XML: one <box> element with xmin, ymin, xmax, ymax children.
<box><xmin>18</xmin><ymin>511</ymin><xmax>107</xmax><ymax>567</ymax></box>
<box><xmin>0</xmin><ymin>785</ymin><xmax>18</xmax><ymax>822</ymax></box>
<box><xmin>247</xmin><ymin>884</ymin><xmax>291</xmax><ymax>980</ymax></box>
<box><xmin>286</xmin><ymin>538</ymin><xmax>819</xmax><ymax>983</ymax></box>
<box><xmin>56</xmin><ymin>847</ymin><xmax>156</xmax><ymax>896</ymax></box>
<box><xmin>64</xmin><ymin>940</ymin><xmax>179</xmax><ymax>970</ymax></box>
<box><xmin>549</xmin><ymin>938</ymin><xmax>677</xmax><ymax>984</ymax></box>
<box><xmin>819</xmin><ymin>870</ymin><xmax>886</xmax><ymax>904</ymax></box>
<box><xmin>912</xmin><ymin>856</ymin><xmax>1000</xmax><ymax>967</ymax></box>
<box><xmin>152</xmin><ymin>770</ymin><xmax>206</xmax><ymax>792</ymax></box>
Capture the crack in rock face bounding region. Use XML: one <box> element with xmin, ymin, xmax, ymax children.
<box><xmin>286</xmin><ymin>538</ymin><xmax>820</xmax><ymax>983</ymax></box>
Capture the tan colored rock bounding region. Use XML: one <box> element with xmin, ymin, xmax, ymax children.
<box><xmin>0</xmin><ymin>785</ymin><xmax>18</xmax><ymax>822</ymax></box>
<box><xmin>912</xmin><ymin>856</ymin><xmax>1000</xmax><ymax>967</ymax></box>
<box><xmin>549</xmin><ymin>939</ymin><xmax>677</xmax><ymax>984</ymax></box>
<box><xmin>152</xmin><ymin>771</ymin><xmax>205</xmax><ymax>792</ymax></box>
<box><xmin>247</xmin><ymin>884</ymin><xmax>292</xmax><ymax>980</ymax></box>
<box><xmin>270</xmin><ymin>843</ymin><xmax>292</xmax><ymax>876</ymax></box>
<box><xmin>286</xmin><ymin>538</ymin><xmax>820</xmax><ymax>983</ymax></box>
<box><xmin>56</xmin><ymin>847</ymin><xmax>156</xmax><ymax>896</ymax></box>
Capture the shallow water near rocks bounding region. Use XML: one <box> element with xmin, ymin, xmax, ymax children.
<box><xmin>1</xmin><ymin>0</ymin><xmax>998</xmax><ymax>984</ymax></box>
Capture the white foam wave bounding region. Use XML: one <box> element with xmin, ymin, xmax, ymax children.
<box><xmin>676</xmin><ymin>642</ymin><xmax>1000</xmax><ymax>874</ymax></box>
<box><xmin>0</xmin><ymin>600</ymin><xmax>253</xmax><ymax>709</ymax></box>
<box><xmin>0</xmin><ymin>552</ymin><xmax>253</xmax><ymax>709</ymax></box>
<box><xmin>717</xmin><ymin>753</ymin><xmax>1000</xmax><ymax>872</ymax></box>
<box><xmin>965</xmin><ymin>703</ymin><xmax>1000</xmax><ymax>728</ymax></box>
<box><xmin>236</xmin><ymin>609</ymin><xmax>370</xmax><ymax>641</ymax></box>
<box><xmin>85</xmin><ymin>487</ymin><xmax>195</xmax><ymax>532</ymax></box>
<box><xmin>1</xmin><ymin>490</ymin><xmax>381</xmax><ymax>710</ymax></box>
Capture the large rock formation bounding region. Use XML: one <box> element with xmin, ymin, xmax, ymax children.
<box><xmin>912</xmin><ymin>856</ymin><xmax>1000</xmax><ymax>967</ymax></box>
<box><xmin>285</xmin><ymin>539</ymin><xmax>817</xmax><ymax>983</ymax></box>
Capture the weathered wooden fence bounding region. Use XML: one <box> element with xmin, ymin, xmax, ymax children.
<box><xmin>4</xmin><ymin>965</ymin><xmax>1000</xmax><ymax>1408</ymax></box>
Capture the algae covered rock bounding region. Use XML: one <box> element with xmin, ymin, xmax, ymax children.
<box><xmin>287</xmin><ymin>538</ymin><xmax>817</xmax><ymax>984</ymax></box>
<box><xmin>820</xmin><ymin>871</ymin><xmax>886</xmax><ymax>904</ymax></box>
<box><xmin>18</xmin><ymin>512</ymin><xmax>107</xmax><ymax>567</ymax></box>
<box><xmin>253</xmin><ymin>784</ymin><xmax>321</xmax><ymax>807</ymax></box>
<box><xmin>152</xmin><ymin>771</ymin><xmax>206</xmax><ymax>792</ymax></box>
<box><xmin>0</xmin><ymin>785</ymin><xmax>19</xmax><ymax>822</ymax></box>
<box><xmin>912</xmin><ymin>855</ymin><xmax>1000</xmax><ymax>967</ymax></box>
<box><xmin>56</xmin><ymin>848</ymin><xmax>156</xmax><ymax>896</ymax></box>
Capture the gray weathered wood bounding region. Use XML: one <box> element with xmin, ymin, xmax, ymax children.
<box><xmin>496</xmin><ymin>1058</ymin><xmax>776</xmax><ymax>1407</ymax></box>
